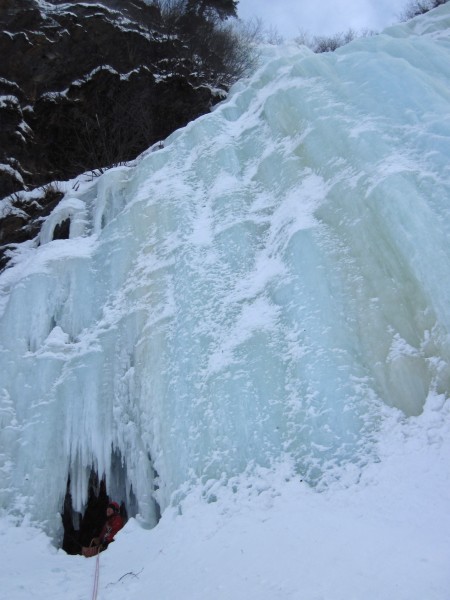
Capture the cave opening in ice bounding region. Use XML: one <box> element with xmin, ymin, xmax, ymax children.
<box><xmin>61</xmin><ymin>447</ymin><xmax>158</xmax><ymax>553</ymax></box>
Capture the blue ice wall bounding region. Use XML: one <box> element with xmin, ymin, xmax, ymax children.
<box><xmin>1</xmin><ymin>5</ymin><xmax>450</xmax><ymax>533</ymax></box>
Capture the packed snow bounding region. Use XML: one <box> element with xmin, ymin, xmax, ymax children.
<box><xmin>1</xmin><ymin>400</ymin><xmax>450</xmax><ymax>599</ymax></box>
<box><xmin>1</xmin><ymin>4</ymin><xmax>450</xmax><ymax>599</ymax></box>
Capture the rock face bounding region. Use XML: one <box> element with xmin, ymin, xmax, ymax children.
<box><xmin>0</xmin><ymin>0</ymin><xmax>224</xmax><ymax>199</ymax></box>
<box><xmin>0</xmin><ymin>0</ymin><xmax>231</xmax><ymax>269</ymax></box>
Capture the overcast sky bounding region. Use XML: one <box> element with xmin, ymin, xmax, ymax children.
<box><xmin>237</xmin><ymin>0</ymin><xmax>409</xmax><ymax>38</ymax></box>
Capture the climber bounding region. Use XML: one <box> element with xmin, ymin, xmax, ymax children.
<box><xmin>81</xmin><ymin>501</ymin><xmax>124</xmax><ymax>558</ymax></box>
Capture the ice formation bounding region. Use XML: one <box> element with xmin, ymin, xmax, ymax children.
<box><xmin>1</xmin><ymin>5</ymin><xmax>450</xmax><ymax>537</ymax></box>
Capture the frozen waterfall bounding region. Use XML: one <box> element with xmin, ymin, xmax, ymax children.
<box><xmin>1</xmin><ymin>4</ymin><xmax>450</xmax><ymax>537</ymax></box>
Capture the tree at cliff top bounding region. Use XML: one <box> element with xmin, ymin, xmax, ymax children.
<box><xmin>186</xmin><ymin>0</ymin><xmax>238</xmax><ymax>20</ymax></box>
<box><xmin>400</xmin><ymin>0</ymin><xmax>448</xmax><ymax>19</ymax></box>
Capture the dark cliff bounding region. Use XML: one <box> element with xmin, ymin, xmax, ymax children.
<box><xmin>0</xmin><ymin>0</ymin><xmax>226</xmax><ymax>197</ymax></box>
<box><xmin>0</xmin><ymin>0</ymin><xmax>238</xmax><ymax>268</ymax></box>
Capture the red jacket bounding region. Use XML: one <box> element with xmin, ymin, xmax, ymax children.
<box><xmin>100</xmin><ymin>514</ymin><xmax>124</xmax><ymax>545</ymax></box>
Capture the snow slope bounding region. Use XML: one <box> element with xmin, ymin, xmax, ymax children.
<box><xmin>1</xmin><ymin>398</ymin><xmax>449</xmax><ymax>599</ymax></box>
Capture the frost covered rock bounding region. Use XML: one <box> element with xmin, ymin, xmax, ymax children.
<box><xmin>0</xmin><ymin>0</ymin><xmax>222</xmax><ymax>200</ymax></box>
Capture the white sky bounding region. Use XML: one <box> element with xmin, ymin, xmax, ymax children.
<box><xmin>237</xmin><ymin>0</ymin><xmax>409</xmax><ymax>37</ymax></box>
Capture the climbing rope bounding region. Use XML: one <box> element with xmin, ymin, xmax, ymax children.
<box><xmin>91</xmin><ymin>548</ymin><xmax>100</xmax><ymax>600</ymax></box>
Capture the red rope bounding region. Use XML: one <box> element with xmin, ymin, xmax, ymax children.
<box><xmin>91</xmin><ymin>549</ymin><xmax>100</xmax><ymax>600</ymax></box>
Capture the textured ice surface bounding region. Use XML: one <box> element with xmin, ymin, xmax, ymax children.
<box><xmin>1</xmin><ymin>4</ymin><xmax>450</xmax><ymax>534</ymax></box>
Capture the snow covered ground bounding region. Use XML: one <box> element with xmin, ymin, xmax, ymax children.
<box><xmin>1</xmin><ymin>395</ymin><xmax>449</xmax><ymax>599</ymax></box>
